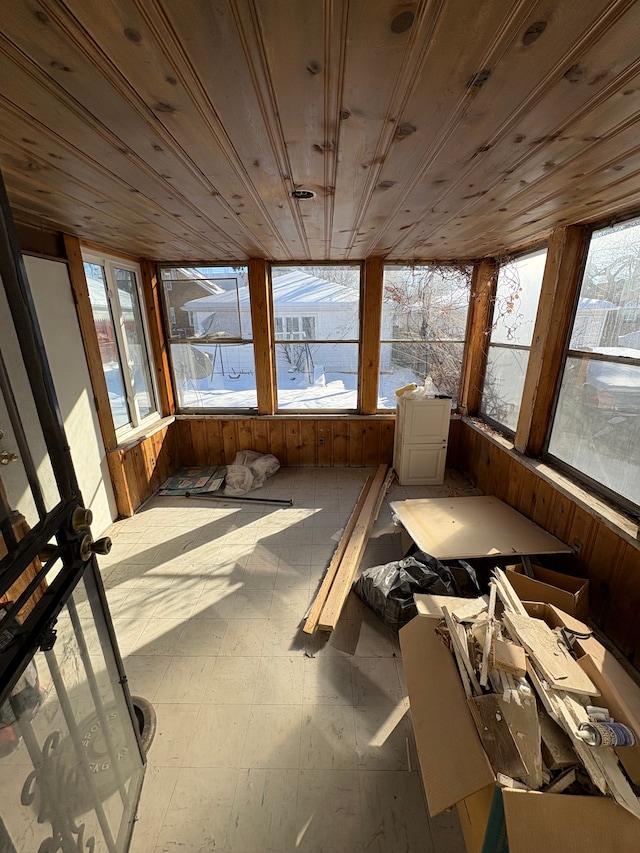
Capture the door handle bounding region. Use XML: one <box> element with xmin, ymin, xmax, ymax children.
<box><xmin>0</xmin><ymin>450</ymin><xmax>18</xmax><ymax>465</ymax></box>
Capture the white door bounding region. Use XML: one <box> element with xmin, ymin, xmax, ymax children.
<box><xmin>24</xmin><ymin>256</ymin><xmax>117</xmax><ymax>535</ymax></box>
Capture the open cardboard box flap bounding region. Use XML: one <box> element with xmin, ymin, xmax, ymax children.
<box><xmin>399</xmin><ymin>613</ymin><xmax>494</xmax><ymax>814</ymax></box>
<box><xmin>503</xmin><ymin>790</ymin><xmax>640</xmax><ymax>853</ymax></box>
<box><xmin>400</xmin><ymin>610</ymin><xmax>640</xmax><ymax>853</ymax></box>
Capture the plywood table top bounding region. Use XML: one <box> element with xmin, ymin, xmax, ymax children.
<box><xmin>390</xmin><ymin>495</ymin><xmax>570</xmax><ymax>560</ymax></box>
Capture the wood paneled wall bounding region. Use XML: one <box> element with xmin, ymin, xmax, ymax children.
<box><xmin>111</xmin><ymin>416</ymin><xmax>463</xmax><ymax>515</ymax></box>
<box><xmin>457</xmin><ymin>419</ymin><xmax>640</xmax><ymax>666</ymax></box>
<box><xmin>107</xmin><ymin>420</ymin><xmax>179</xmax><ymax>517</ymax></box>
<box><xmin>176</xmin><ymin>416</ymin><xmax>397</xmax><ymax>468</ymax></box>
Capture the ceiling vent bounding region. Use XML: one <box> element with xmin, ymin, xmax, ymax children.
<box><xmin>290</xmin><ymin>190</ymin><xmax>315</xmax><ymax>199</ymax></box>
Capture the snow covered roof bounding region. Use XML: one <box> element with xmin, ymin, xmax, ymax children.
<box><xmin>577</xmin><ymin>296</ymin><xmax>616</xmax><ymax>310</ymax></box>
<box><xmin>182</xmin><ymin>270</ymin><xmax>359</xmax><ymax>312</ymax></box>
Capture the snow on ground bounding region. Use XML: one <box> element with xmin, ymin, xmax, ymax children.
<box><xmin>177</xmin><ymin>367</ymin><xmax>422</xmax><ymax>410</ymax></box>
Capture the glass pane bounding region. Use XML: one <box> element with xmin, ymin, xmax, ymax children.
<box><xmin>378</xmin><ymin>342</ymin><xmax>464</xmax><ymax>409</ymax></box>
<box><xmin>549</xmin><ymin>355</ymin><xmax>640</xmax><ymax>506</ymax></box>
<box><xmin>382</xmin><ymin>265</ymin><xmax>471</xmax><ymax>342</ymax></box>
<box><xmin>571</xmin><ymin>219</ymin><xmax>640</xmax><ymax>352</ymax></box>
<box><xmin>0</xmin><ymin>567</ymin><xmax>144</xmax><ymax>851</ymax></box>
<box><xmin>84</xmin><ymin>262</ymin><xmax>130</xmax><ymax>430</ymax></box>
<box><xmin>160</xmin><ymin>266</ymin><xmax>250</xmax><ymax>340</ymax></box>
<box><xmin>172</xmin><ymin>342</ymin><xmax>257</xmax><ymax>409</ymax></box>
<box><xmin>276</xmin><ymin>342</ymin><xmax>359</xmax><ymax>409</ymax></box>
<box><xmin>480</xmin><ymin>346</ymin><xmax>531</xmax><ymax>432</ymax></box>
<box><xmin>272</xmin><ymin>266</ymin><xmax>360</xmax><ymax>342</ymax></box>
<box><xmin>115</xmin><ymin>268</ymin><xmax>155</xmax><ymax>421</ymax></box>
<box><xmin>491</xmin><ymin>249</ymin><xmax>547</xmax><ymax>346</ymax></box>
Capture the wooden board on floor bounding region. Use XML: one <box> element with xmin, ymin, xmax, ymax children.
<box><xmin>318</xmin><ymin>464</ymin><xmax>388</xmax><ymax>630</ymax></box>
<box><xmin>303</xmin><ymin>475</ymin><xmax>374</xmax><ymax>634</ymax></box>
<box><xmin>390</xmin><ymin>496</ymin><xmax>570</xmax><ymax>560</ymax></box>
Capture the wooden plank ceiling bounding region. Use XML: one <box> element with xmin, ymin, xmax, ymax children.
<box><xmin>2</xmin><ymin>0</ymin><xmax>640</xmax><ymax>262</ymax></box>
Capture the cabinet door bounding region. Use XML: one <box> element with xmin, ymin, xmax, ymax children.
<box><xmin>403</xmin><ymin>398</ymin><xmax>451</xmax><ymax>445</ymax></box>
<box><xmin>398</xmin><ymin>445</ymin><xmax>447</xmax><ymax>485</ymax></box>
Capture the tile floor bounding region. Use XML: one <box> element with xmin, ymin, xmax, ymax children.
<box><xmin>98</xmin><ymin>467</ymin><xmax>478</xmax><ymax>853</ymax></box>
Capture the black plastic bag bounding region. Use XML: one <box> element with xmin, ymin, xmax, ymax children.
<box><xmin>353</xmin><ymin>549</ymin><xmax>480</xmax><ymax>633</ymax></box>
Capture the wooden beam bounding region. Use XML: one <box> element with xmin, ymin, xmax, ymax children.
<box><xmin>106</xmin><ymin>448</ymin><xmax>134</xmax><ymax>517</ymax></box>
<box><xmin>303</xmin><ymin>475</ymin><xmax>374</xmax><ymax>634</ymax></box>
<box><xmin>359</xmin><ymin>257</ymin><xmax>384</xmax><ymax>414</ymax></box>
<box><xmin>318</xmin><ymin>464</ymin><xmax>388</xmax><ymax>630</ymax></box>
<box><xmin>140</xmin><ymin>259</ymin><xmax>175</xmax><ymax>416</ymax></box>
<box><xmin>248</xmin><ymin>258</ymin><xmax>276</xmax><ymax>415</ymax></box>
<box><xmin>515</xmin><ymin>225</ymin><xmax>589</xmax><ymax>456</ymax></box>
<box><xmin>459</xmin><ymin>258</ymin><xmax>498</xmax><ymax>415</ymax></box>
<box><xmin>63</xmin><ymin>233</ymin><xmax>117</xmax><ymax>452</ymax></box>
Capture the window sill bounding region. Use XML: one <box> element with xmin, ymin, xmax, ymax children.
<box><xmin>462</xmin><ymin>416</ymin><xmax>640</xmax><ymax>549</ymax></box>
<box><xmin>175</xmin><ymin>412</ymin><xmax>398</xmax><ymax>420</ymax></box>
<box><xmin>115</xmin><ymin>415</ymin><xmax>176</xmax><ymax>451</ymax></box>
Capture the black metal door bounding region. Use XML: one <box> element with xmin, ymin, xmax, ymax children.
<box><xmin>0</xmin><ymin>171</ymin><xmax>145</xmax><ymax>852</ymax></box>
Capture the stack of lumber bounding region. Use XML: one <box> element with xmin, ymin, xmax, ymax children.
<box><xmin>436</xmin><ymin>569</ymin><xmax>640</xmax><ymax>819</ymax></box>
<box><xmin>303</xmin><ymin>465</ymin><xmax>393</xmax><ymax>634</ymax></box>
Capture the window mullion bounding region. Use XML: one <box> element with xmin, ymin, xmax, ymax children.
<box><xmin>107</xmin><ymin>261</ymin><xmax>139</xmax><ymax>428</ymax></box>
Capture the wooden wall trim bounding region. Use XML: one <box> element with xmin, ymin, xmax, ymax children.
<box><xmin>359</xmin><ymin>257</ymin><xmax>384</xmax><ymax>415</ymax></box>
<box><xmin>63</xmin><ymin>233</ymin><xmax>117</xmax><ymax>452</ymax></box>
<box><xmin>459</xmin><ymin>258</ymin><xmax>498</xmax><ymax>415</ymax></box>
<box><xmin>140</xmin><ymin>259</ymin><xmax>175</xmax><ymax>416</ymax></box>
<box><xmin>248</xmin><ymin>257</ymin><xmax>276</xmax><ymax>414</ymax></box>
<box><xmin>514</xmin><ymin>225</ymin><xmax>589</xmax><ymax>456</ymax></box>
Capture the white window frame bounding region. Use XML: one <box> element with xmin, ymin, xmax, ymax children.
<box><xmin>275</xmin><ymin>315</ymin><xmax>316</xmax><ymax>341</ymax></box>
<box><xmin>83</xmin><ymin>250</ymin><xmax>160</xmax><ymax>438</ymax></box>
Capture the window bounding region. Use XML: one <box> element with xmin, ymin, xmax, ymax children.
<box><xmin>480</xmin><ymin>249</ymin><xmax>547</xmax><ymax>432</ymax></box>
<box><xmin>83</xmin><ymin>253</ymin><xmax>158</xmax><ymax>434</ymax></box>
<box><xmin>159</xmin><ymin>266</ymin><xmax>256</xmax><ymax>409</ymax></box>
<box><xmin>275</xmin><ymin>316</ymin><xmax>316</xmax><ymax>341</ymax></box>
<box><xmin>379</xmin><ymin>265</ymin><xmax>471</xmax><ymax>409</ymax></box>
<box><xmin>271</xmin><ymin>265</ymin><xmax>360</xmax><ymax>410</ymax></box>
<box><xmin>548</xmin><ymin>219</ymin><xmax>640</xmax><ymax>509</ymax></box>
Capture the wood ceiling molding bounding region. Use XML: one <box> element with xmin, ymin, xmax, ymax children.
<box><xmin>1</xmin><ymin>1</ymin><xmax>640</xmax><ymax>261</ymax></box>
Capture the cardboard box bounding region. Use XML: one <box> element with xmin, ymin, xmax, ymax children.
<box><xmin>399</xmin><ymin>609</ymin><xmax>640</xmax><ymax>853</ymax></box>
<box><xmin>506</xmin><ymin>562</ymin><xmax>588</xmax><ymax>621</ymax></box>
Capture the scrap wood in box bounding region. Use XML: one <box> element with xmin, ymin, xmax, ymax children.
<box><xmin>400</xmin><ymin>568</ymin><xmax>640</xmax><ymax>853</ymax></box>
<box><xmin>159</xmin><ymin>465</ymin><xmax>226</xmax><ymax>495</ymax></box>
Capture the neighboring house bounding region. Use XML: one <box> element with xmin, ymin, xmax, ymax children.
<box><xmin>181</xmin><ymin>270</ymin><xmax>395</xmax><ymax>378</ymax></box>
<box><xmin>161</xmin><ymin>267</ymin><xmax>239</xmax><ymax>336</ymax></box>
<box><xmin>572</xmin><ymin>297</ymin><xmax>617</xmax><ymax>348</ymax></box>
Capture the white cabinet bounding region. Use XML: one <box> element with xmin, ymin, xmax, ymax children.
<box><xmin>393</xmin><ymin>397</ymin><xmax>451</xmax><ymax>485</ymax></box>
